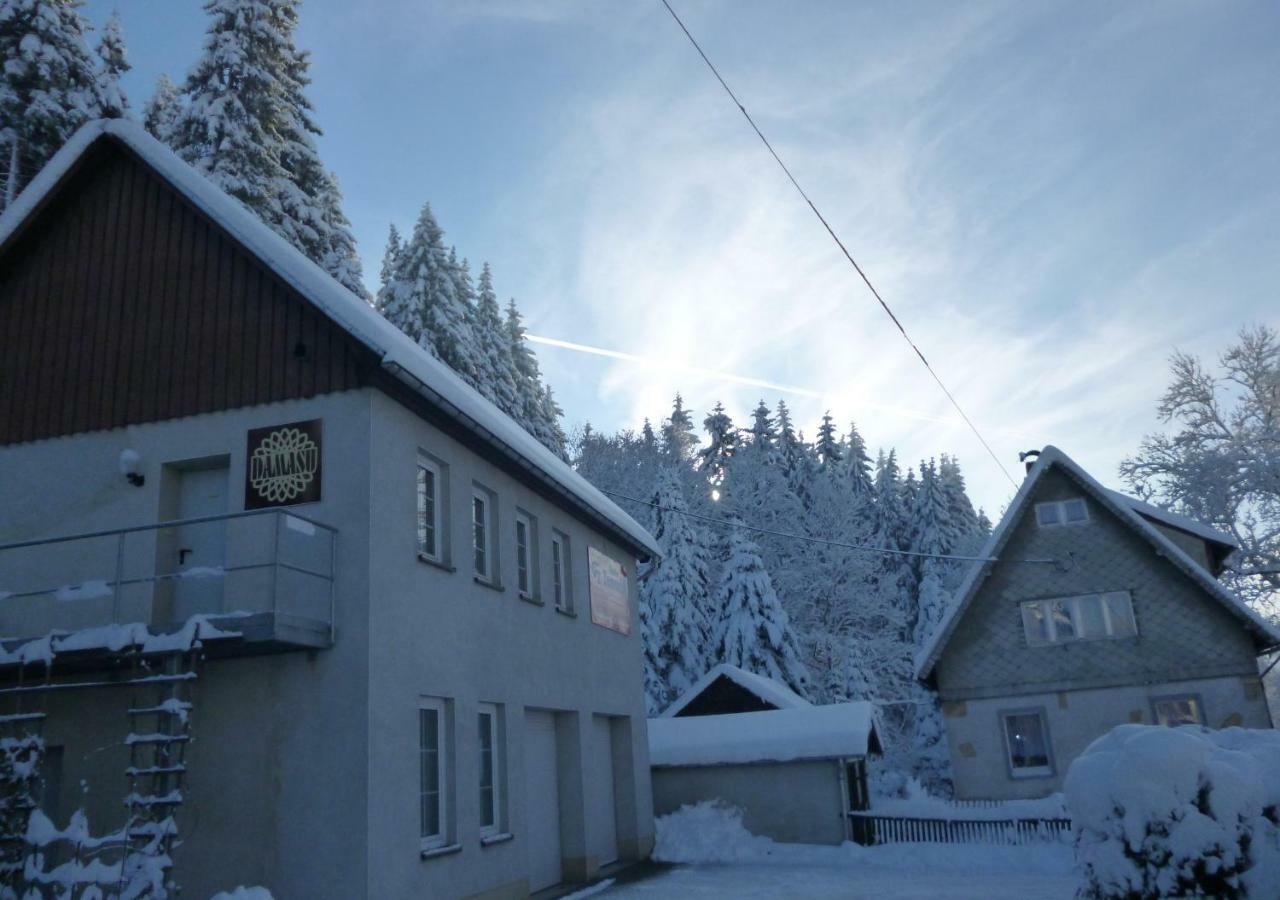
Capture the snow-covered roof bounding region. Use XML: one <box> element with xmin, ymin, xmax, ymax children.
<box><xmin>661</xmin><ymin>663</ymin><xmax>813</xmax><ymax>718</ymax></box>
<box><xmin>915</xmin><ymin>445</ymin><xmax>1280</xmax><ymax>680</ymax></box>
<box><xmin>648</xmin><ymin>701</ymin><xmax>881</xmax><ymax>767</ymax></box>
<box><xmin>1103</xmin><ymin>489</ymin><xmax>1238</xmax><ymax>550</ymax></box>
<box><xmin>0</xmin><ymin>120</ymin><xmax>659</xmax><ymax>560</ymax></box>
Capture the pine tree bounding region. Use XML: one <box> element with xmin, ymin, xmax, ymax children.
<box><xmin>844</xmin><ymin>422</ymin><xmax>875</xmax><ymax>497</ymax></box>
<box><xmin>661</xmin><ymin>394</ymin><xmax>698</xmax><ymax>462</ymax></box>
<box><xmin>376</xmin><ymin>223</ymin><xmax>402</xmax><ymax>306</ymax></box>
<box><xmin>473</xmin><ymin>262</ymin><xmax>521</xmax><ymax>416</ymax></box>
<box><xmin>316</xmin><ymin>168</ymin><xmax>367</xmax><ymax>298</ymax></box>
<box><xmin>747</xmin><ymin>400</ymin><xmax>776</xmax><ymax>457</ymax></box>
<box><xmin>502</xmin><ymin>298</ymin><xmax>568</xmax><ymax>459</ymax></box>
<box><xmin>0</xmin><ymin>0</ymin><xmax>104</xmax><ymax>211</ymax></box>
<box><xmin>171</xmin><ymin>0</ymin><xmax>292</xmax><ymax>225</ymax></box>
<box><xmin>641</xmin><ymin>468</ymin><xmax>714</xmax><ymax>712</ymax></box>
<box><xmin>697</xmin><ymin>402</ymin><xmax>738</xmax><ymax>487</ymax></box>
<box><xmin>94</xmin><ymin>11</ymin><xmax>129</xmax><ymax>118</ymax></box>
<box><xmin>713</xmin><ymin>523</ymin><xmax>809</xmax><ymax>695</ymax></box>
<box><xmin>815</xmin><ymin>411</ymin><xmax>842</xmax><ymax>467</ymax></box>
<box><xmin>142</xmin><ymin>73</ymin><xmax>181</xmax><ymax>143</ymax></box>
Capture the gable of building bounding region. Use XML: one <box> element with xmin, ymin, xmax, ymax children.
<box><xmin>916</xmin><ymin>447</ymin><xmax>1279</xmax><ymax>694</ymax></box>
<box><xmin>0</xmin><ymin>136</ymin><xmax>377</xmax><ymax>448</ymax></box>
<box><xmin>0</xmin><ymin>120</ymin><xmax>658</xmax><ymax>560</ymax></box>
<box><xmin>663</xmin><ymin>663</ymin><xmax>812</xmax><ymax>718</ymax></box>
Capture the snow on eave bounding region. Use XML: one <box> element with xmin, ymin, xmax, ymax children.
<box><xmin>915</xmin><ymin>446</ymin><xmax>1280</xmax><ymax>681</ymax></box>
<box><xmin>660</xmin><ymin>663</ymin><xmax>813</xmax><ymax>718</ymax></box>
<box><xmin>647</xmin><ymin>701</ymin><xmax>880</xmax><ymax>768</ymax></box>
<box><xmin>0</xmin><ymin>120</ymin><xmax>660</xmax><ymax>561</ymax></box>
<box><xmin>1103</xmin><ymin>489</ymin><xmax>1239</xmax><ymax>550</ymax></box>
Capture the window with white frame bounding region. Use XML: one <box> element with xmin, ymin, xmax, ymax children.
<box><xmin>515</xmin><ymin>511</ymin><xmax>537</xmax><ymax>599</ymax></box>
<box><xmin>1153</xmin><ymin>695</ymin><xmax>1204</xmax><ymax>727</ymax></box>
<box><xmin>477</xmin><ymin>703</ymin><xmax>503</xmax><ymax>836</ymax></box>
<box><xmin>1035</xmin><ymin>497</ymin><xmax>1088</xmax><ymax>527</ymax></box>
<box><xmin>472</xmin><ymin>485</ymin><xmax>495</xmax><ymax>581</ymax></box>
<box><xmin>1021</xmin><ymin>591</ymin><xmax>1136</xmax><ymax>646</ymax></box>
<box><xmin>551</xmin><ymin>530</ymin><xmax>572</xmax><ymax>612</ymax></box>
<box><xmin>417</xmin><ymin>457</ymin><xmax>444</xmax><ymax>562</ymax></box>
<box><xmin>419</xmin><ymin>698</ymin><xmax>450</xmax><ymax>851</ymax></box>
<box><xmin>1002</xmin><ymin>710</ymin><xmax>1053</xmax><ymax>778</ymax></box>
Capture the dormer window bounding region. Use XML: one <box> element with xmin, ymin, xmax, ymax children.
<box><xmin>1036</xmin><ymin>498</ymin><xmax>1088</xmax><ymax>527</ymax></box>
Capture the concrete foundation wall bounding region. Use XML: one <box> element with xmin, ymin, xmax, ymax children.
<box><xmin>651</xmin><ymin>760</ymin><xmax>848</xmax><ymax>846</ymax></box>
<box><xmin>944</xmin><ymin>674</ymin><xmax>1274</xmax><ymax>800</ymax></box>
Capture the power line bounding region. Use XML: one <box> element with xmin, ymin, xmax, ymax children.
<box><xmin>657</xmin><ymin>0</ymin><xmax>1021</xmax><ymax>492</ymax></box>
<box><xmin>600</xmin><ymin>487</ymin><xmax>1057</xmax><ymax>565</ymax></box>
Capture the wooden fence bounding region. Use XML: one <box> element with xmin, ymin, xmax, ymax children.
<box><xmin>848</xmin><ymin>812</ymin><xmax>1072</xmax><ymax>847</ymax></box>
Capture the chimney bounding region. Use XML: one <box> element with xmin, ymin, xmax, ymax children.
<box><xmin>1018</xmin><ymin>449</ymin><xmax>1041</xmax><ymax>475</ymax></box>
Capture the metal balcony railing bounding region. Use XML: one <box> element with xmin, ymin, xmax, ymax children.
<box><xmin>0</xmin><ymin>509</ymin><xmax>337</xmax><ymax>648</ymax></box>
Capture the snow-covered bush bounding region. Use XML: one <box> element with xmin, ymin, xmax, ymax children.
<box><xmin>1065</xmin><ymin>724</ymin><xmax>1280</xmax><ymax>898</ymax></box>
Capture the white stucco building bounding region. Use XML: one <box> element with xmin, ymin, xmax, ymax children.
<box><xmin>0</xmin><ymin>121</ymin><xmax>658</xmax><ymax>898</ymax></box>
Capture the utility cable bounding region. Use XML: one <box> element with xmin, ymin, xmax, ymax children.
<box><xmin>658</xmin><ymin>0</ymin><xmax>1020</xmax><ymax>492</ymax></box>
<box><xmin>601</xmin><ymin>487</ymin><xmax>1057</xmax><ymax>565</ymax></box>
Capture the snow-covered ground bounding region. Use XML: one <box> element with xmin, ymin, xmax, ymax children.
<box><xmin>598</xmin><ymin>801</ymin><xmax>1079</xmax><ymax>899</ymax></box>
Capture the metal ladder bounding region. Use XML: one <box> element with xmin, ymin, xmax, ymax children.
<box><xmin>116</xmin><ymin>646</ymin><xmax>200</xmax><ymax>899</ymax></box>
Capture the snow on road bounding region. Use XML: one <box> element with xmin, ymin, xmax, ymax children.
<box><xmin>602</xmin><ymin>859</ymin><xmax>1077</xmax><ymax>899</ymax></box>
<box><xmin>601</xmin><ymin>801</ymin><xmax>1079</xmax><ymax>899</ymax></box>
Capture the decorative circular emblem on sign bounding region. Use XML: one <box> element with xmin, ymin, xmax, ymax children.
<box><xmin>249</xmin><ymin>426</ymin><xmax>319</xmax><ymax>503</ymax></box>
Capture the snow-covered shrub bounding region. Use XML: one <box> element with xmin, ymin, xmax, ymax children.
<box><xmin>1065</xmin><ymin>724</ymin><xmax>1280</xmax><ymax>898</ymax></box>
<box><xmin>652</xmin><ymin>801</ymin><xmax>777</xmax><ymax>864</ymax></box>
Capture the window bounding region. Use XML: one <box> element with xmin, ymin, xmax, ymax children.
<box><xmin>472</xmin><ymin>486</ymin><xmax>495</xmax><ymax>582</ymax></box>
<box><xmin>417</xmin><ymin>457</ymin><xmax>444</xmax><ymax>562</ymax></box>
<box><xmin>551</xmin><ymin>530</ymin><xmax>572</xmax><ymax>613</ymax></box>
<box><xmin>1021</xmin><ymin>591</ymin><xmax>1136</xmax><ymax>645</ymax></box>
<box><xmin>477</xmin><ymin>704</ymin><xmax>503</xmax><ymax>836</ymax></box>
<box><xmin>1002</xmin><ymin>710</ymin><xmax>1053</xmax><ymax>778</ymax></box>
<box><xmin>1153</xmin><ymin>695</ymin><xmax>1204</xmax><ymax>727</ymax></box>
<box><xmin>515</xmin><ymin>511</ymin><xmax>537</xmax><ymax>599</ymax></box>
<box><xmin>420</xmin><ymin>699</ymin><xmax>449</xmax><ymax>850</ymax></box>
<box><xmin>1035</xmin><ymin>497</ymin><xmax>1088</xmax><ymax>527</ymax></box>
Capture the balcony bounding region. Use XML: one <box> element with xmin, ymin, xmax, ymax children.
<box><xmin>0</xmin><ymin>509</ymin><xmax>336</xmax><ymax>669</ymax></box>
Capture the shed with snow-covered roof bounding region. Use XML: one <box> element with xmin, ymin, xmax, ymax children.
<box><xmin>648</xmin><ymin>701</ymin><xmax>881</xmax><ymax>846</ymax></box>
<box><xmin>918</xmin><ymin>445</ymin><xmax>1277</xmax><ymax>802</ymax></box>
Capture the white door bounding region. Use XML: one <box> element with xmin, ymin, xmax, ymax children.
<box><xmin>524</xmin><ymin>710</ymin><xmax>562</xmax><ymax>892</ymax></box>
<box><xmin>588</xmin><ymin>716</ymin><xmax>619</xmax><ymax>867</ymax></box>
<box><xmin>172</xmin><ymin>466</ymin><xmax>229</xmax><ymax>620</ymax></box>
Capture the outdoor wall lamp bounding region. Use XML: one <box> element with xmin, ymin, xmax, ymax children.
<box><xmin>119</xmin><ymin>448</ymin><xmax>145</xmax><ymax>487</ymax></box>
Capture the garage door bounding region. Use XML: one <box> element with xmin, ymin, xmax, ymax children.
<box><xmin>588</xmin><ymin>715</ymin><xmax>619</xmax><ymax>867</ymax></box>
<box><xmin>524</xmin><ymin>711</ymin><xmax>562</xmax><ymax>892</ymax></box>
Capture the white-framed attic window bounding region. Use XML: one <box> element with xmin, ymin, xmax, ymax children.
<box><xmin>1035</xmin><ymin>497</ymin><xmax>1088</xmax><ymax>527</ymax></box>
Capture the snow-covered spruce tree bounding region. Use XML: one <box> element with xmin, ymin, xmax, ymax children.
<box><xmin>315</xmin><ymin>167</ymin><xmax>368</xmax><ymax>298</ymax></box>
<box><xmin>712</xmin><ymin>521</ymin><xmax>808</xmax><ymax>696</ymax></box>
<box><xmin>142</xmin><ymin>73</ymin><xmax>182</xmax><ymax>143</ymax></box>
<box><xmin>0</xmin><ymin>0</ymin><xmax>104</xmax><ymax>211</ymax></box>
<box><xmin>814</xmin><ymin>411</ymin><xmax>842</xmax><ymax>466</ymax></box>
<box><xmin>1121</xmin><ymin>324</ymin><xmax>1280</xmax><ymax>619</ymax></box>
<box><xmin>697</xmin><ymin>401</ymin><xmax>738</xmax><ymax>489</ymax></box>
<box><xmin>572</xmin><ymin>424</ymin><xmax>661</xmax><ymax>533</ymax></box>
<box><xmin>472</xmin><ymin>262</ymin><xmax>521</xmax><ymax>416</ymax></box>
<box><xmin>93</xmin><ymin>10</ymin><xmax>129</xmax><ymax>118</ymax></box>
<box><xmin>171</xmin><ymin>0</ymin><xmax>293</xmax><ymax>227</ymax></box>
<box><xmin>641</xmin><ymin>467</ymin><xmax>714</xmax><ymax>712</ymax></box>
<box><xmin>375</xmin><ymin>223</ymin><xmax>403</xmax><ymax>314</ymax></box>
<box><xmin>661</xmin><ymin>394</ymin><xmax>699</xmax><ymax>463</ymax></box>
<box><xmin>382</xmin><ymin>204</ymin><xmax>482</xmax><ymax>383</ymax></box>
<box><xmin>502</xmin><ymin>298</ymin><xmax>568</xmax><ymax>459</ymax></box>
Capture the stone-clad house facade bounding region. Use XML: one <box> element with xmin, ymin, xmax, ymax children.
<box><xmin>917</xmin><ymin>446</ymin><xmax>1278</xmax><ymax>800</ymax></box>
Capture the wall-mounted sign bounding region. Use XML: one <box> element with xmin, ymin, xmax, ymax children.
<box><xmin>588</xmin><ymin>546</ymin><xmax>631</xmax><ymax>636</ymax></box>
<box><xmin>244</xmin><ymin>419</ymin><xmax>322</xmax><ymax>509</ymax></box>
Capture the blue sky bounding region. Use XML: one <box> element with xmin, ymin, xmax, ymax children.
<box><xmin>82</xmin><ymin>0</ymin><xmax>1279</xmax><ymax>515</ymax></box>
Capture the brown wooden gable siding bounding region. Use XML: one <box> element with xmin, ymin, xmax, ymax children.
<box><xmin>0</xmin><ymin>139</ymin><xmax>375</xmax><ymax>445</ymax></box>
